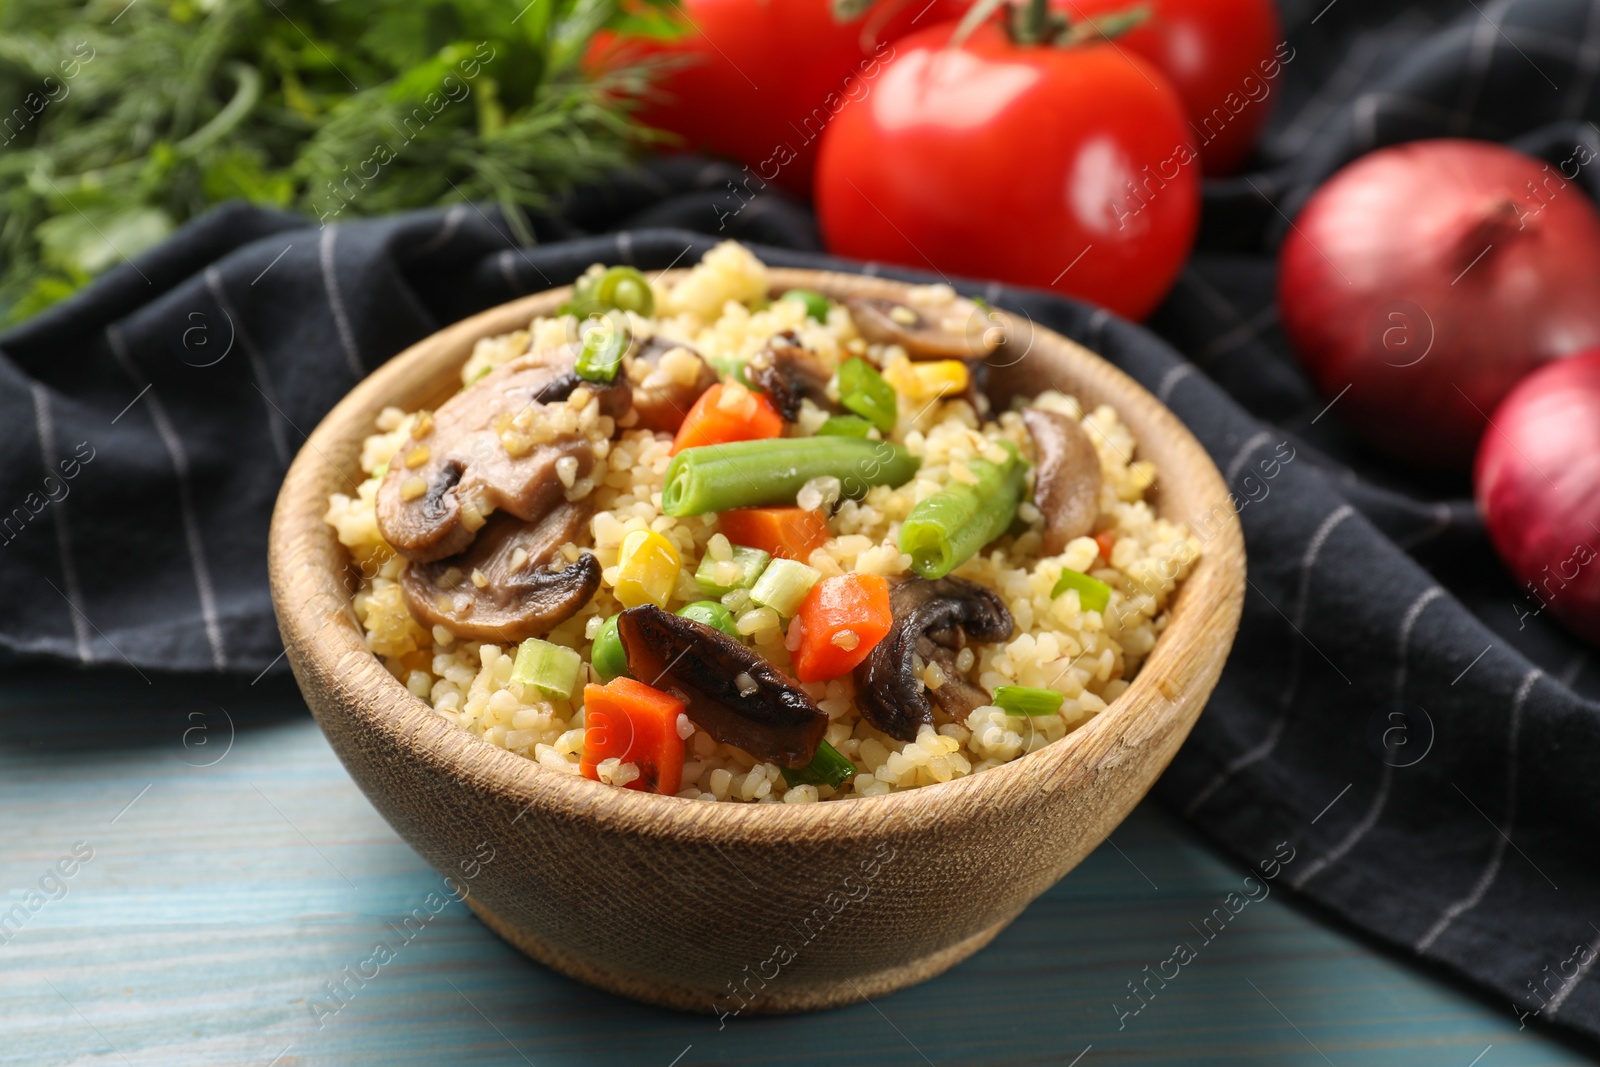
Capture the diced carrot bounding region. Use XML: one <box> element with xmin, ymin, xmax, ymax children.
<box><xmin>791</xmin><ymin>574</ymin><xmax>893</xmax><ymax>682</ymax></box>
<box><xmin>717</xmin><ymin>506</ymin><xmax>829</xmax><ymax>562</ymax></box>
<box><xmin>670</xmin><ymin>382</ymin><xmax>783</xmax><ymax>455</ymax></box>
<box><xmin>579</xmin><ymin>678</ymin><xmax>686</xmax><ymax>796</ymax></box>
<box><xmin>1094</xmin><ymin>530</ymin><xmax>1117</xmax><ymax>562</ymax></box>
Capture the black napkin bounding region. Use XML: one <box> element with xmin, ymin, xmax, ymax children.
<box><xmin>3</xmin><ymin>0</ymin><xmax>1598</xmax><ymax>1042</ymax></box>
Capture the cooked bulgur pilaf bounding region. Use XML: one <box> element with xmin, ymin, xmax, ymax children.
<box><xmin>325</xmin><ymin>242</ymin><xmax>1199</xmax><ymax>803</ymax></box>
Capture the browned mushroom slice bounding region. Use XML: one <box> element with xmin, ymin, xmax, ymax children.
<box><xmin>1022</xmin><ymin>407</ymin><xmax>1104</xmax><ymax>556</ymax></box>
<box><xmin>845</xmin><ymin>296</ymin><xmax>998</xmax><ymax>361</ymax></box>
<box><xmin>400</xmin><ymin>504</ymin><xmax>600</xmax><ymax>643</ymax></box>
<box><xmin>617</xmin><ymin>605</ymin><xmax>827</xmax><ymax>768</ymax></box>
<box><xmin>917</xmin><ymin>630</ymin><xmax>991</xmax><ymax>722</ymax></box>
<box><xmin>375</xmin><ymin>347</ymin><xmax>629</xmax><ymax>563</ymax></box>
<box><xmin>628</xmin><ymin>335</ymin><xmax>718</xmax><ymax>432</ymax></box>
<box><xmin>853</xmin><ymin>576</ymin><xmax>1013</xmax><ymax>741</ymax></box>
<box><xmin>747</xmin><ymin>337</ymin><xmax>836</xmax><ymax>422</ymax></box>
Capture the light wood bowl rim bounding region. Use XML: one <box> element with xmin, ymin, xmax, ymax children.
<box><xmin>269</xmin><ymin>267</ymin><xmax>1245</xmax><ymax>846</ymax></box>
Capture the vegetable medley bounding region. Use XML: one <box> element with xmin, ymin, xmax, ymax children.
<box><xmin>326</xmin><ymin>242</ymin><xmax>1200</xmax><ymax>802</ymax></box>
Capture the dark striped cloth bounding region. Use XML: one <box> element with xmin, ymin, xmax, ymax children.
<box><xmin>3</xmin><ymin>0</ymin><xmax>1599</xmax><ymax>1044</ymax></box>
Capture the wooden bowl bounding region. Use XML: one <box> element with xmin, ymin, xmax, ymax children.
<box><xmin>268</xmin><ymin>269</ymin><xmax>1245</xmax><ymax>1014</ymax></box>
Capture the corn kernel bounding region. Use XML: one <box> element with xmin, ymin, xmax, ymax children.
<box><xmin>399</xmin><ymin>476</ymin><xmax>428</xmax><ymax>501</ymax></box>
<box><xmin>404</xmin><ymin>446</ymin><xmax>430</xmax><ymax>468</ymax></box>
<box><xmin>614</xmin><ymin>529</ymin><xmax>681</xmax><ymax>608</ymax></box>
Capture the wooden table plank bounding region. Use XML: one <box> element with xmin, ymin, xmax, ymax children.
<box><xmin>1</xmin><ymin>670</ymin><xmax>1591</xmax><ymax>1066</ymax></box>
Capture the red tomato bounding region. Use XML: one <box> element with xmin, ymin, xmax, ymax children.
<box><xmin>591</xmin><ymin>0</ymin><xmax>964</xmax><ymax>196</ymax></box>
<box><xmin>1060</xmin><ymin>0</ymin><xmax>1286</xmax><ymax>174</ymax></box>
<box><xmin>815</xmin><ymin>21</ymin><xmax>1200</xmax><ymax>320</ymax></box>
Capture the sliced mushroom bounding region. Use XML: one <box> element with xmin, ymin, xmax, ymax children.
<box><xmin>375</xmin><ymin>346</ymin><xmax>629</xmax><ymax>563</ymax></box>
<box><xmin>845</xmin><ymin>296</ymin><xmax>998</xmax><ymax>361</ymax></box>
<box><xmin>917</xmin><ymin>629</ymin><xmax>992</xmax><ymax>721</ymax></box>
<box><xmin>627</xmin><ymin>335</ymin><xmax>718</xmax><ymax>432</ymax></box>
<box><xmin>747</xmin><ymin>335</ymin><xmax>836</xmax><ymax>422</ymax></box>
<box><xmin>853</xmin><ymin>576</ymin><xmax>1013</xmax><ymax>741</ymax></box>
<box><xmin>617</xmin><ymin>605</ymin><xmax>827</xmax><ymax>768</ymax></box>
<box><xmin>1022</xmin><ymin>407</ymin><xmax>1104</xmax><ymax>556</ymax></box>
<box><xmin>400</xmin><ymin>504</ymin><xmax>600</xmax><ymax>643</ymax></box>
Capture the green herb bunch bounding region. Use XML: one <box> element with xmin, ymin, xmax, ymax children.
<box><xmin>0</xmin><ymin>0</ymin><xmax>679</xmax><ymax>321</ymax></box>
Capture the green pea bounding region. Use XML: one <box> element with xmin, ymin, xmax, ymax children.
<box><xmin>590</xmin><ymin>615</ymin><xmax>630</xmax><ymax>682</ymax></box>
<box><xmin>677</xmin><ymin>600</ymin><xmax>739</xmax><ymax>638</ymax></box>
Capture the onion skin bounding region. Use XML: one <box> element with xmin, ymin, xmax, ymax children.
<box><xmin>1475</xmin><ymin>349</ymin><xmax>1600</xmax><ymax>645</ymax></box>
<box><xmin>1279</xmin><ymin>139</ymin><xmax>1600</xmax><ymax>470</ymax></box>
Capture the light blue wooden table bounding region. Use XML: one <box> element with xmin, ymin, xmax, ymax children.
<box><xmin>2</xmin><ymin>668</ymin><xmax>1594</xmax><ymax>1066</ymax></box>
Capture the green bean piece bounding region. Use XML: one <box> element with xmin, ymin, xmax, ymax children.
<box><xmin>780</xmin><ymin>288</ymin><xmax>831</xmax><ymax>322</ymax></box>
<box><xmin>590</xmin><ymin>615</ymin><xmax>630</xmax><ymax>682</ymax></box>
<box><xmin>662</xmin><ymin>437</ymin><xmax>920</xmax><ymax>517</ymax></box>
<box><xmin>898</xmin><ymin>441</ymin><xmax>1025</xmax><ymax>579</ymax></box>
<box><xmin>677</xmin><ymin>600</ymin><xmax>740</xmax><ymax>637</ymax></box>
<box><xmin>1050</xmin><ymin>568</ymin><xmax>1112</xmax><ymax>613</ymax></box>
<box><xmin>574</xmin><ymin>317</ymin><xmax>628</xmax><ymax>382</ymax></box>
<box><xmin>815</xmin><ymin>415</ymin><xmax>874</xmax><ymax>438</ymax></box>
<box><xmin>594</xmin><ymin>266</ymin><xmax>654</xmax><ymax>316</ymax></box>
<box><xmin>838</xmin><ymin>357</ymin><xmax>897</xmax><ymax>433</ymax></box>
<box><xmin>781</xmin><ymin>739</ymin><xmax>856</xmax><ymax>788</ymax></box>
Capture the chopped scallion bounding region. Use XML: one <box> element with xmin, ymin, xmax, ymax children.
<box><xmin>511</xmin><ymin>637</ymin><xmax>583</xmax><ymax>699</ymax></box>
<box><xmin>781</xmin><ymin>739</ymin><xmax>856</xmax><ymax>788</ymax></box>
<box><xmin>694</xmin><ymin>544</ymin><xmax>771</xmax><ymax>596</ymax></box>
<box><xmin>992</xmin><ymin>685</ymin><xmax>1065</xmax><ymax>716</ymax></box>
<box><xmin>780</xmin><ymin>288</ymin><xmax>831</xmax><ymax>322</ymax></box>
<box><xmin>1050</xmin><ymin>568</ymin><xmax>1112</xmax><ymax>613</ymax></box>
<box><xmin>750</xmin><ymin>557</ymin><xmax>821</xmax><ymax>617</ymax></box>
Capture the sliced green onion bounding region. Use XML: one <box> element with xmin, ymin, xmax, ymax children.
<box><xmin>512</xmin><ymin>637</ymin><xmax>583</xmax><ymax>699</ymax></box>
<box><xmin>780</xmin><ymin>288</ymin><xmax>831</xmax><ymax>322</ymax></box>
<box><xmin>1051</xmin><ymin>568</ymin><xmax>1112</xmax><ymax>613</ymax></box>
<box><xmin>899</xmin><ymin>441</ymin><xmax>1025</xmax><ymax>579</ymax></box>
<box><xmin>371</xmin><ymin>462</ymin><xmax>388</xmax><ymax>479</ymax></box>
<box><xmin>782</xmin><ymin>739</ymin><xmax>856</xmax><ymax>788</ymax></box>
<box><xmin>694</xmin><ymin>544</ymin><xmax>771</xmax><ymax>596</ymax></box>
<box><xmin>590</xmin><ymin>616</ymin><xmax>630</xmax><ymax>682</ymax></box>
<box><xmin>992</xmin><ymin>685</ymin><xmax>1064</xmax><ymax>716</ymax></box>
<box><xmin>575</xmin><ymin>317</ymin><xmax>628</xmax><ymax>382</ymax></box>
<box><xmin>470</xmin><ymin>365</ymin><xmax>493</xmax><ymax>383</ymax></box>
<box><xmin>750</xmin><ymin>558</ymin><xmax>820</xmax><ymax>617</ymax></box>
<box><xmin>815</xmin><ymin>414</ymin><xmax>874</xmax><ymax>438</ymax></box>
<box><xmin>662</xmin><ymin>437</ymin><xmax>920</xmax><ymax>517</ymax></box>
<box><xmin>677</xmin><ymin>600</ymin><xmax>739</xmax><ymax>637</ymax></box>
<box><xmin>594</xmin><ymin>266</ymin><xmax>654</xmax><ymax>316</ymax></box>
<box><xmin>838</xmin><ymin>357</ymin><xmax>898</xmax><ymax>434</ymax></box>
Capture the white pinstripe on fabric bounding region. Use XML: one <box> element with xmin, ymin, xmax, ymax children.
<box><xmin>107</xmin><ymin>325</ymin><xmax>228</xmax><ymax>670</ymax></box>
<box><xmin>1224</xmin><ymin>430</ymin><xmax>1274</xmax><ymax>486</ymax></box>
<box><xmin>1155</xmin><ymin>363</ymin><xmax>1194</xmax><ymax>404</ymax></box>
<box><xmin>1415</xmin><ymin>667</ymin><xmax>1541</xmax><ymax>952</ymax></box>
<box><xmin>1184</xmin><ymin>504</ymin><xmax>1356</xmax><ymax>816</ymax></box>
<box><xmin>1292</xmin><ymin>586</ymin><xmax>1445</xmax><ymax>889</ymax></box>
<box><xmin>319</xmin><ymin>227</ymin><xmax>364</xmax><ymax>378</ymax></box>
<box><xmin>205</xmin><ymin>266</ymin><xmax>292</xmax><ymax>468</ymax></box>
<box><xmin>30</xmin><ymin>383</ymin><xmax>92</xmax><ymax>662</ymax></box>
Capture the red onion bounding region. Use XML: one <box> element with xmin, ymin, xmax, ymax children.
<box><xmin>1278</xmin><ymin>138</ymin><xmax>1600</xmax><ymax>469</ymax></box>
<box><xmin>1476</xmin><ymin>349</ymin><xmax>1600</xmax><ymax>645</ymax></box>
